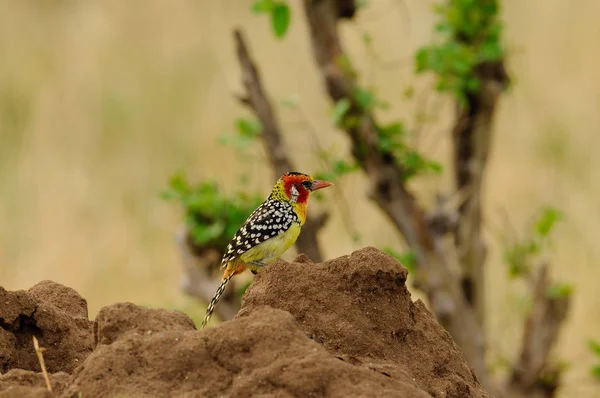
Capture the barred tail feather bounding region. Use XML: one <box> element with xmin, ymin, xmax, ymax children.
<box><xmin>200</xmin><ymin>273</ymin><xmax>235</xmax><ymax>329</ymax></box>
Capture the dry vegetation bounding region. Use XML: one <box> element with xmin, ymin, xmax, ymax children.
<box><xmin>0</xmin><ymin>1</ymin><xmax>599</xmax><ymax>396</ymax></box>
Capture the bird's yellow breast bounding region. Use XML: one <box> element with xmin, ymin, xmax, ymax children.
<box><xmin>239</xmin><ymin>222</ymin><xmax>301</xmax><ymax>268</ymax></box>
<box><xmin>292</xmin><ymin>202</ymin><xmax>307</xmax><ymax>226</ymax></box>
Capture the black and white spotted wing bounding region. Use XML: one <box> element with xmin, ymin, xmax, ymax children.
<box><xmin>220</xmin><ymin>199</ymin><xmax>298</xmax><ymax>267</ymax></box>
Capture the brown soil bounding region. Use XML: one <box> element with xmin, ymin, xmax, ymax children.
<box><xmin>0</xmin><ymin>247</ymin><xmax>493</xmax><ymax>398</ymax></box>
<box><xmin>0</xmin><ymin>281</ymin><xmax>93</xmax><ymax>375</ymax></box>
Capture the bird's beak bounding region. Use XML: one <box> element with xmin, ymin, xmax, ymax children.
<box><xmin>310</xmin><ymin>180</ymin><xmax>334</xmax><ymax>191</ymax></box>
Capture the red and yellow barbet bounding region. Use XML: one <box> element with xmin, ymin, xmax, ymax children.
<box><xmin>200</xmin><ymin>172</ymin><xmax>333</xmax><ymax>328</ymax></box>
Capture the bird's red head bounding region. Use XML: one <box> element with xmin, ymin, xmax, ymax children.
<box><xmin>276</xmin><ymin>172</ymin><xmax>333</xmax><ymax>204</ymax></box>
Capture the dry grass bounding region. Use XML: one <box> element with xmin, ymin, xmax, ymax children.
<box><xmin>0</xmin><ymin>1</ymin><xmax>599</xmax><ymax>396</ymax></box>
<box><xmin>32</xmin><ymin>336</ymin><xmax>52</xmax><ymax>392</ymax></box>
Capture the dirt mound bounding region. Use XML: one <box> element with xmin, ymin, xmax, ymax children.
<box><xmin>93</xmin><ymin>302</ymin><xmax>196</xmax><ymax>346</ymax></box>
<box><xmin>65</xmin><ymin>307</ymin><xmax>429</xmax><ymax>398</ymax></box>
<box><xmin>0</xmin><ymin>281</ymin><xmax>93</xmax><ymax>374</ymax></box>
<box><xmin>239</xmin><ymin>247</ymin><xmax>490</xmax><ymax>398</ymax></box>
<box><xmin>0</xmin><ymin>369</ymin><xmax>70</xmax><ymax>397</ymax></box>
<box><xmin>0</xmin><ymin>247</ymin><xmax>492</xmax><ymax>398</ymax></box>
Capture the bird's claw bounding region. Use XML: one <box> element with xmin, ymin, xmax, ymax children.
<box><xmin>250</xmin><ymin>261</ymin><xmax>266</xmax><ymax>275</ymax></box>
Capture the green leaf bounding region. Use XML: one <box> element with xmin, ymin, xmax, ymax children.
<box><xmin>332</xmin><ymin>98</ymin><xmax>351</xmax><ymax>126</ymax></box>
<box><xmin>377</xmin><ymin>135</ymin><xmax>395</xmax><ymax>152</ymax></box>
<box><xmin>332</xmin><ymin>159</ymin><xmax>358</xmax><ymax>176</ymax></box>
<box><xmin>380</xmin><ymin>122</ymin><xmax>405</xmax><ymax>138</ymax></box>
<box><xmin>335</xmin><ymin>54</ymin><xmax>356</xmax><ymax>78</ymax></box>
<box><xmin>384</xmin><ymin>248</ymin><xmax>417</xmax><ymax>274</ymax></box>
<box><xmin>164</xmin><ymin>175</ymin><xmax>264</xmax><ymax>251</ymax></box>
<box><xmin>414</xmin><ymin>0</ymin><xmax>504</xmax><ymax>103</ymax></box>
<box><xmin>591</xmin><ymin>365</ymin><xmax>600</xmax><ymax>381</ymax></box>
<box><xmin>535</xmin><ymin>207</ymin><xmax>563</xmax><ymax>237</ymax></box>
<box><xmin>235</xmin><ymin>118</ymin><xmax>262</xmax><ymax>139</ymax></box>
<box><xmin>191</xmin><ymin>220</ymin><xmax>226</xmax><ymax>245</ymax></box>
<box><xmin>435</xmin><ymin>22</ymin><xmax>452</xmax><ymax>34</ymax></box>
<box><xmin>271</xmin><ymin>3</ymin><xmax>290</xmax><ymax>38</ymax></box>
<box><xmin>415</xmin><ymin>48</ymin><xmax>429</xmax><ymax>73</ymax></box>
<box><xmin>453</xmin><ymin>56</ymin><xmax>472</xmax><ymax>75</ymax></box>
<box><xmin>251</xmin><ymin>0</ymin><xmax>274</xmax><ymax>13</ymax></box>
<box><xmin>168</xmin><ymin>173</ymin><xmax>191</xmax><ymax>195</ymax></box>
<box><xmin>587</xmin><ymin>340</ymin><xmax>600</xmax><ymax>357</ymax></box>
<box><xmin>546</xmin><ymin>282</ymin><xmax>574</xmax><ymax>299</ymax></box>
<box><xmin>402</xmin><ymin>151</ymin><xmax>428</xmax><ymax>176</ymax></box>
<box><xmin>503</xmin><ymin>241</ymin><xmax>538</xmax><ymax>279</ymax></box>
<box><xmin>465</xmin><ymin>77</ymin><xmax>481</xmax><ymax>92</ymax></box>
<box><xmin>343</xmin><ymin>115</ymin><xmax>361</xmax><ymax>129</ymax></box>
<box><xmin>427</xmin><ymin>160</ymin><xmax>444</xmax><ymax>174</ymax></box>
<box><xmin>478</xmin><ymin>40</ymin><xmax>503</xmax><ymax>61</ymax></box>
<box><xmin>354</xmin><ymin>88</ymin><xmax>376</xmax><ymax>110</ymax></box>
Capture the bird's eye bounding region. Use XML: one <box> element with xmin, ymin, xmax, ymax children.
<box><xmin>301</xmin><ymin>180</ymin><xmax>312</xmax><ymax>189</ymax></box>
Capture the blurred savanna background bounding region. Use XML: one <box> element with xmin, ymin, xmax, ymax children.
<box><xmin>1</xmin><ymin>0</ymin><xmax>599</xmax><ymax>396</ymax></box>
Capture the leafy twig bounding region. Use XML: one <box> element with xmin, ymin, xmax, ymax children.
<box><xmin>300</xmin><ymin>0</ymin><xmax>490</xmax><ymax>389</ymax></box>
<box><xmin>415</xmin><ymin>0</ymin><xmax>510</xmax><ymax>328</ymax></box>
<box><xmin>506</xmin><ymin>264</ymin><xmax>570</xmax><ymax>398</ymax></box>
<box><xmin>500</xmin><ymin>207</ymin><xmax>571</xmax><ymax>397</ymax></box>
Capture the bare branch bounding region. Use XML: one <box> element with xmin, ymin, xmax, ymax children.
<box><xmin>300</xmin><ymin>0</ymin><xmax>492</xmax><ymax>389</ymax></box>
<box><xmin>506</xmin><ymin>264</ymin><xmax>570</xmax><ymax>398</ymax></box>
<box><xmin>335</xmin><ymin>0</ymin><xmax>357</xmax><ymax>19</ymax></box>
<box><xmin>426</xmin><ymin>193</ymin><xmax>459</xmax><ymax>236</ymax></box>
<box><xmin>452</xmin><ymin>58</ymin><xmax>509</xmax><ymax>328</ymax></box>
<box><xmin>233</xmin><ymin>28</ymin><xmax>328</xmax><ymax>263</ymax></box>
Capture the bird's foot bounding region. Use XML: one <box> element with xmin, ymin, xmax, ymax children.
<box><xmin>249</xmin><ymin>261</ymin><xmax>266</xmax><ymax>275</ymax></box>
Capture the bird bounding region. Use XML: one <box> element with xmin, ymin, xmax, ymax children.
<box><xmin>200</xmin><ymin>172</ymin><xmax>333</xmax><ymax>328</ymax></box>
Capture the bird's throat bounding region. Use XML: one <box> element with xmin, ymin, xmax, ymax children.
<box><xmin>293</xmin><ymin>201</ymin><xmax>307</xmax><ymax>225</ymax></box>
